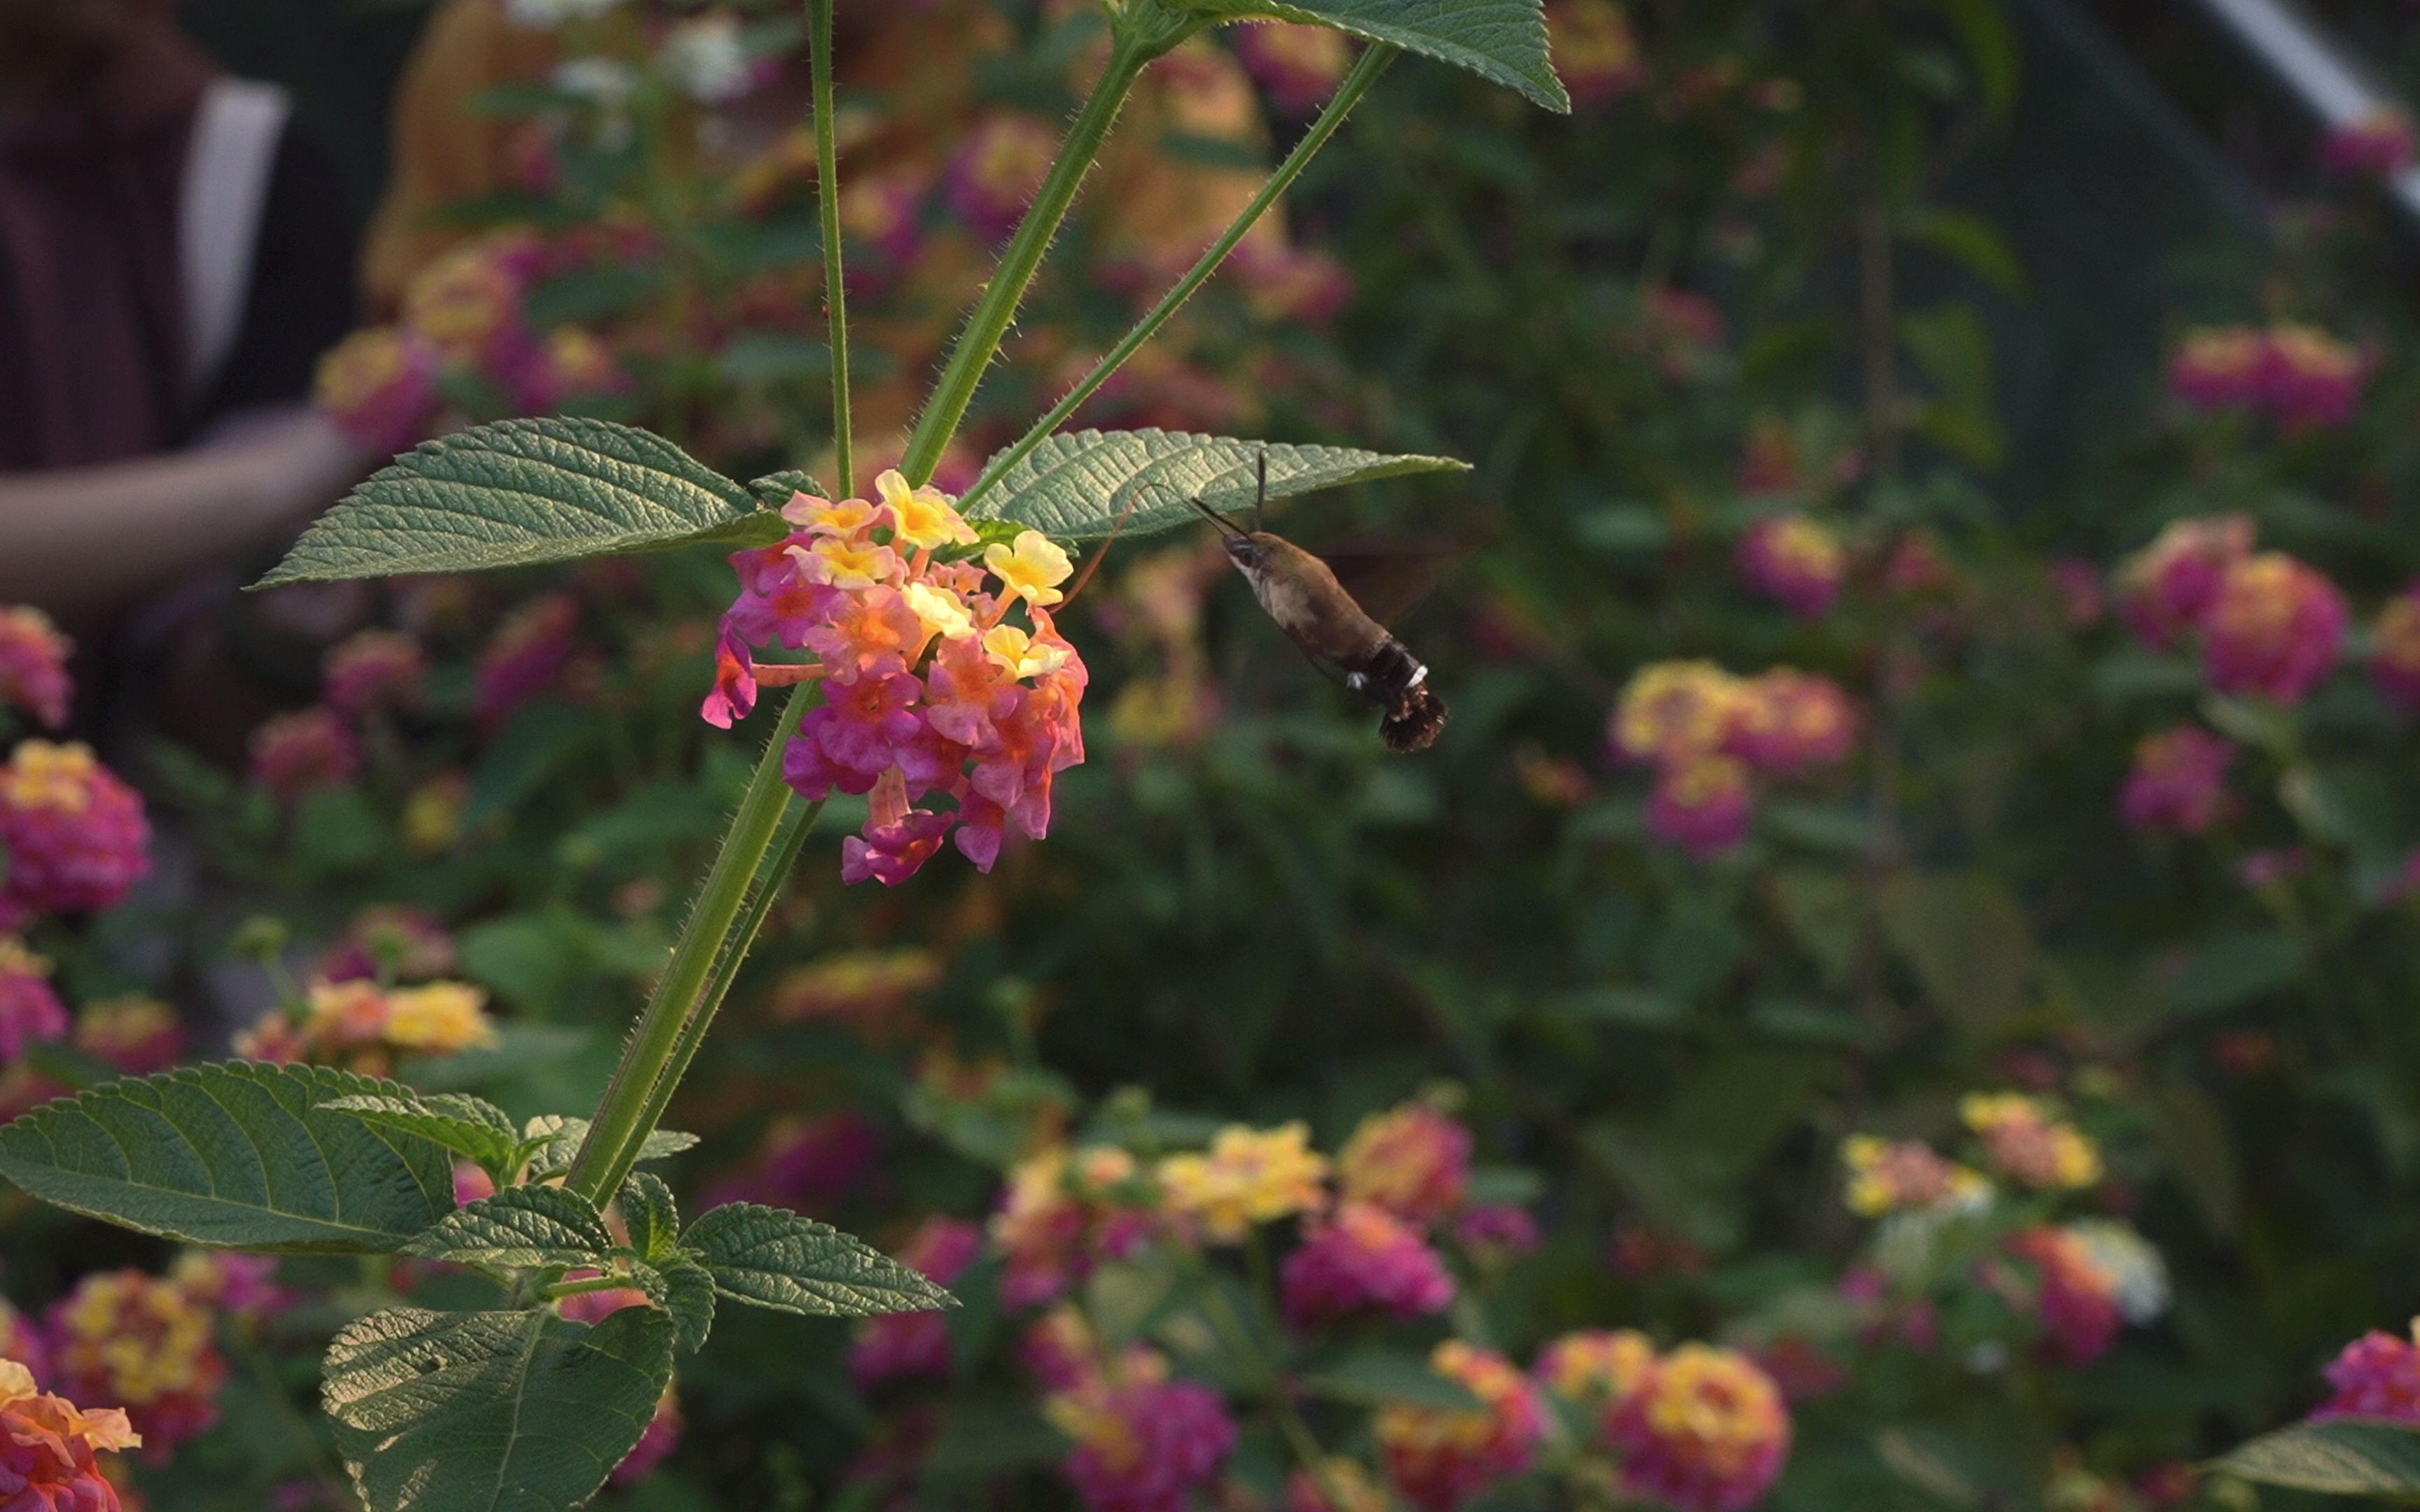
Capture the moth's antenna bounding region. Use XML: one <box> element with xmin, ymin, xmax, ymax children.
<box><xmin>1183</xmin><ymin>493</ymin><xmax>1250</xmax><ymax>539</ymax></box>
<box><xmin>1253</xmin><ymin>449</ymin><xmax>1267</xmax><ymax>533</ymax></box>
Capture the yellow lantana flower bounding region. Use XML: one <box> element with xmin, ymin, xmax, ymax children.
<box><xmin>877</xmin><ymin>469</ymin><xmax>978</xmax><ymax>552</ymax></box>
<box><xmin>904</xmin><ymin>582</ymin><xmax>977</xmax><ymax>641</ymax></box>
<box><xmin>983</xmin><ymin>625</ymin><xmax>1070</xmax><ymax>681</ymax></box>
<box><xmin>985</xmin><ymin>530</ymin><xmax>1074</xmax><ymax>608</ymax></box>
<box><xmin>1157</xmin><ymin>1121</ymin><xmax>1329</xmax><ymax>1242</ymax></box>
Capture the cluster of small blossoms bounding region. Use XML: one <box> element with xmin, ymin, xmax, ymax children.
<box><xmin>1230</xmin><ymin>22</ymin><xmax>1353</xmax><ymax>115</ymax></box>
<box><xmin>2113</xmin><ymin>516</ymin><xmax>2347</xmax><ymax>703</ymax></box>
<box><xmin>1281</xmin><ymin>1202</ymin><xmax>1456</xmax><ymax>1329</ymax></box>
<box><xmin>0</xmin><ymin>937</ymin><xmax>68</xmax><ymax>1063</ymax></box>
<box><xmin>314</xmin><ymin>230</ymin><xmax>628</xmax><ymax>454</ymax></box>
<box><xmin>2120</xmin><ymin>724</ymin><xmax>2234</xmax><ymax>837</ymax></box>
<box><xmin>702</xmin><ymin>1110</ymin><xmax>879</xmax><ymax>1214</ymax></box>
<box><xmin>0</xmin><ymin>743</ymin><xmax>151</xmax><ymax>931</ymax></box>
<box><xmin>323</xmin><ymin>629</ymin><xmax>429</xmax><ymax>720</ymax></box>
<box><xmin>991</xmin><ymin>1144</ymin><xmax>1157</xmax><ymax>1307</ymax></box>
<box><xmin>850</xmin><ymin>1218</ymin><xmax>986</xmax><ymax>1390</ymax></box>
<box><xmin>1959</xmin><ymin>1094</ymin><xmax>2102</xmax><ymax>1191</ymax></box>
<box><xmin>1548</xmin><ymin>0</ymin><xmax>1646</xmax><ymax>108</ymax></box>
<box><xmin>1156</xmin><ymin>1122</ymin><xmax>1330</xmax><ymax>1244</ymax></box>
<box><xmin>0</xmin><ymin>1358</ymin><xmax>139</xmax><ymax>1512</ymax></box>
<box><xmin>2321</xmin><ymin>107</ymin><xmax>2418</xmax><ymax>180</ymax></box>
<box><xmin>1838</xmin><ymin>1136</ymin><xmax>1990</xmax><ymax>1218</ymax></box>
<box><xmin>1536</xmin><ymin>1328</ymin><xmax>1657</xmax><ymax>1410</ymax></box>
<box><xmin>1376</xmin><ymin>1341</ymin><xmax>1546</xmax><ymax>1511</ymax></box>
<box><xmin>1040</xmin><ymin>1341</ymin><xmax>1237</xmax><ymax>1512</ymax></box>
<box><xmin>2312</xmin><ymin>1319</ymin><xmax>2420</xmax><ymax>1424</ymax></box>
<box><xmin>1337</xmin><ymin>1101</ymin><xmax>1470</xmax><ymax>1223</ymax></box>
<box><xmin>2369</xmin><ymin>582</ymin><xmax>2420</xmax><ymax>711</ymax></box>
<box><xmin>478</xmin><ymin>593</ymin><xmax>585</xmax><ymax>732</ymax></box>
<box><xmin>246</xmin><ymin>708</ymin><xmax>361</xmax><ymax>804</ymax></box>
<box><xmin>1736</xmin><ymin>514</ymin><xmax>1847</xmax><ymax>620</ymax></box>
<box><xmin>1605</xmin><ymin>1344</ymin><xmax>1793</xmax><ymax>1512</ymax></box>
<box><xmin>2166</xmin><ymin>323</ymin><xmax>2369</xmax><ymax>431</ymax></box>
<box><xmin>0</xmin><ymin>608</ymin><xmax>71</xmax><ymax>730</ymax></box>
<box><xmin>235</xmin><ymin>978</ymin><xmax>496</xmax><ymax>1074</ymax></box>
<box><xmin>46</xmin><ymin>1268</ymin><xmax>229</xmax><ymax>1454</ymax></box>
<box><xmin>705</xmin><ymin>472</ymin><xmax>1086</xmax><ymax>886</ymax></box>
<box><xmin>767</xmin><ymin>949</ymin><xmax>943</xmax><ymax>1029</ymax></box>
<box><xmin>1611</xmin><ymin>662</ymin><xmax>1858</xmax><ymax>860</ymax></box>
<box><xmin>2001</xmin><ymin>1227</ymin><xmax>2125</xmax><ymax>1366</ymax></box>
<box><xmin>316</xmin><ymin>905</ymin><xmax>461</xmax><ymax>985</ymax></box>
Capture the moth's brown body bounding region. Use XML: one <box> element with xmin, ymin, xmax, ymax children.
<box><xmin>1192</xmin><ymin>495</ymin><xmax>1449</xmax><ymax>754</ymax></box>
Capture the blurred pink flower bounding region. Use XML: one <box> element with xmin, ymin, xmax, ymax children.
<box><xmin>1337</xmin><ymin>1102</ymin><xmax>1470</xmax><ymax>1226</ymax></box>
<box><xmin>0</xmin><ymin>937</ymin><xmax>68</xmax><ymax>1063</ymax></box>
<box><xmin>248</xmin><ymin>709</ymin><xmax>361</xmax><ymax>802</ymax></box>
<box><xmin>1608</xmin><ymin>1345</ymin><xmax>1792</xmax><ymax>1512</ymax></box>
<box><xmin>1232</xmin><ymin>22</ymin><xmax>1353</xmax><ymax>115</ymax></box>
<box><xmin>2115</xmin><ymin>514</ymin><xmax>2254</xmax><ymax>650</ymax></box>
<box><xmin>2121</xmin><ymin>726</ymin><xmax>2233</xmax><ymax>836</ymax></box>
<box><xmin>0</xmin><ymin>743</ymin><xmax>151</xmax><ymax>929</ymax></box>
<box><xmin>2323</xmin><ymin>108</ymin><xmax>2417</xmax><ymax>180</ymax></box>
<box><xmin>1737</xmin><ymin>514</ymin><xmax>1845</xmax><ymax>619</ymax></box>
<box><xmin>2371</xmin><ymin>583</ymin><xmax>2420</xmax><ymax>710</ymax></box>
<box><xmin>1280</xmin><ymin>1202</ymin><xmax>1456</xmax><ymax>1330</ymax></box>
<box><xmin>849</xmin><ymin>1217</ymin><xmax>982</xmax><ymax>1389</ymax></box>
<box><xmin>1646</xmin><ymin>755</ymin><xmax>1755</xmax><ymax>860</ymax></box>
<box><xmin>0</xmin><ymin>608</ymin><xmax>72</xmax><ymax>729</ymax></box>
<box><xmin>2201</xmin><ymin>553</ymin><xmax>2347</xmax><ymax>704</ymax></box>
<box><xmin>475</xmin><ymin>594</ymin><xmax>582</xmax><ymax>733</ymax></box>
<box><xmin>2314</xmin><ymin>1322</ymin><xmax>2420</xmax><ymax>1424</ymax></box>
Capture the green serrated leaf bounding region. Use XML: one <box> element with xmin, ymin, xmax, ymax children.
<box><xmin>324</xmin><ymin>1305</ymin><xmax>672</xmax><ymax>1512</ymax></box>
<box><xmin>321</xmin><ymin>1093</ymin><xmax>524</xmax><ymax>1177</ymax></box>
<box><xmin>644</xmin><ymin>1256</ymin><xmax>717</xmax><ymax>1353</ymax></box>
<box><xmin>620</xmin><ymin>1172</ymin><xmax>681</xmax><ymax>1263</ymax></box>
<box><xmin>256</xmin><ymin>417</ymin><xmax>784</xmax><ymax>587</ymax></box>
<box><xmin>1301</xmin><ymin>1352</ymin><xmax>1484</xmax><ymax>1411</ymax></box>
<box><xmin>0</xmin><ymin>1062</ymin><xmax>454</xmax><ymax>1253</ymax></box>
<box><xmin>970</xmin><ymin>428</ymin><xmax>1468</xmax><ymax>542</ymax></box>
<box><xmin>683</xmin><ymin>1203</ymin><xmax>956</xmax><ymax>1318</ymax></box>
<box><xmin>520</xmin><ymin>1116</ymin><xmax>700</xmax><ymax>1179</ymax></box>
<box><xmin>403</xmin><ymin>1186</ymin><xmax>618</xmax><ymax>1271</ymax></box>
<box><xmin>2214</xmin><ymin>1418</ymin><xmax>2420</xmax><ymax>1494</ymax></box>
<box><xmin>1208</xmin><ymin>2</ymin><xmax>1566</xmax><ymax>111</ymax></box>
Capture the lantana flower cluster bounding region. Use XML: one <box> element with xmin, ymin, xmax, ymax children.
<box><xmin>2113</xmin><ymin>515</ymin><xmax>2348</xmax><ymax>704</ymax></box>
<box><xmin>41</xmin><ymin>1257</ymin><xmax>277</xmax><ymax>1456</ymax></box>
<box><xmin>1610</xmin><ymin>661</ymin><xmax>1859</xmax><ymax>859</ymax></box>
<box><xmin>0</xmin><ymin>742</ymin><xmax>151</xmax><ymax>932</ymax></box>
<box><xmin>2167</xmin><ymin>322</ymin><xmax>2370</xmax><ymax>431</ymax></box>
<box><xmin>1840</xmin><ymin>1095</ymin><xmax>2163</xmax><ymax>1369</ymax></box>
<box><xmin>1736</xmin><ymin>514</ymin><xmax>1847</xmax><ymax>620</ymax></box>
<box><xmin>2312</xmin><ymin>1318</ymin><xmax>2420</xmax><ymax>1424</ymax></box>
<box><xmin>1377</xmin><ymin>1340</ymin><xmax>1548</xmax><ymax>1511</ymax></box>
<box><xmin>703</xmin><ymin>471</ymin><xmax>1087</xmax><ymax>887</ymax></box>
<box><xmin>314</xmin><ymin>230</ymin><xmax>630</xmax><ymax>455</ymax></box>
<box><xmin>1039</xmin><ymin>1336</ymin><xmax>1239</xmax><ymax>1512</ymax></box>
<box><xmin>234</xmin><ymin>977</ymin><xmax>497</xmax><ymax>1074</ymax></box>
<box><xmin>2321</xmin><ymin>108</ymin><xmax>2418</xmax><ymax>181</ymax></box>
<box><xmin>0</xmin><ymin>608</ymin><xmax>71</xmax><ymax>731</ymax></box>
<box><xmin>0</xmin><ymin>1357</ymin><xmax>139</xmax><ymax>1512</ymax></box>
<box><xmin>2120</xmin><ymin>724</ymin><xmax>2235</xmax><ymax>837</ymax></box>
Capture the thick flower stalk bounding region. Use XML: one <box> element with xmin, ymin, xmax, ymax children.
<box><xmin>0</xmin><ymin>743</ymin><xmax>151</xmax><ymax>930</ymax></box>
<box><xmin>0</xmin><ymin>1358</ymin><xmax>140</xmax><ymax>1512</ymax></box>
<box><xmin>704</xmin><ymin>472</ymin><xmax>1087</xmax><ymax>886</ymax></box>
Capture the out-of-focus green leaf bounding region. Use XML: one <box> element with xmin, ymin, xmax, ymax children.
<box><xmin>1879</xmin><ymin>871</ymin><xmax>2036</xmax><ymax>1037</ymax></box>
<box><xmin>2215</xmin><ymin>1418</ymin><xmax>2420</xmax><ymax>1494</ymax></box>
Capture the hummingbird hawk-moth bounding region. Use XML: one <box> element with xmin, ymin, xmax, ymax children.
<box><xmin>1184</xmin><ymin>455</ymin><xmax>1449</xmax><ymax>754</ymax></box>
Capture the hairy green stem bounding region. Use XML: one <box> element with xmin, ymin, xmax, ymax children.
<box><xmin>958</xmin><ymin>43</ymin><xmax>1398</xmax><ymax>517</ymax></box>
<box><xmin>615</xmin><ymin>797</ymin><xmax>825</xmax><ymax>1179</ymax></box>
<box><xmin>566</xmin><ymin>681</ymin><xmax>818</xmax><ymax>1203</ymax></box>
<box><xmin>899</xmin><ymin>20</ymin><xmax>1187</xmax><ymax>484</ymax></box>
<box><xmin>809</xmin><ymin>0</ymin><xmax>854</xmax><ymax>493</ymax></box>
